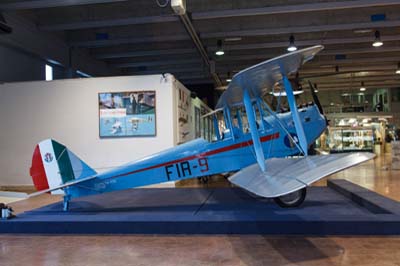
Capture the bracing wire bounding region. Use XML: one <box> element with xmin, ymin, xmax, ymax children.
<box><xmin>261</xmin><ymin>101</ymin><xmax>305</xmax><ymax>157</ymax></box>
<box><xmin>274</xmin><ymin>86</ymin><xmax>305</xmax><ymax>156</ymax></box>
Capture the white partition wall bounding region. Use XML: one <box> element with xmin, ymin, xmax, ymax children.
<box><xmin>0</xmin><ymin>74</ymin><xmax>178</xmax><ymax>186</ymax></box>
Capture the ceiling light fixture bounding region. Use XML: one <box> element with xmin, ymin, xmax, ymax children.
<box><xmin>353</xmin><ymin>29</ymin><xmax>372</xmax><ymax>34</ymax></box>
<box><xmin>224</xmin><ymin>37</ymin><xmax>242</xmax><ymax>42</ymax></box>
<box><xmin>396</xmin><ymin>62</ymin><xmax>400</xmax><ymax>74</ymax></box>
<box><xmin>287</xmin><ymin>35</ymin><xmax>297</xmax><ymax>52</ymax></box>
<box><xmin>215</xmin><ymin>40</ymin><xmax>224</xmax><ymax>56</ymax></box>
<box><xmin>360</xmin><ymin>81</ymin><xmax>366</xmax><ymax>91</ymax></box>
<box><xmin>271</xmin><ymin>90</ymin><xmax>303</xmax><ymax>97</ymax></box>
<box><xmin>372</xmin><ymin>30</ymin><xmax>383</xmax><ymax>47</ymax></box>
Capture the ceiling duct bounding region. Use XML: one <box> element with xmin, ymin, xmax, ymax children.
<box><xmin>0</xmin><ymin>13</ymin><xmax>12</xmax><ymax>34</ymax></box>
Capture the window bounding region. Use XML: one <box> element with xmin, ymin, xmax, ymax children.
<box><xmin>45</xmin><ymin>64</ymin><xmax>53</xmax><ymax>81</ymax></box>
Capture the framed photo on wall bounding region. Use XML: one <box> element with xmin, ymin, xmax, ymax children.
<box><xmin>98</xmin><ymin>91</ymin><xmax>156</xmax><ymax>137</ymax></box>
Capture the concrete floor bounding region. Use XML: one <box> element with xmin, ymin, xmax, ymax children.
<box><xmin>1</xmin><ymin>154</ymin><xmax>400</xmax><ymax>266</ymax></box>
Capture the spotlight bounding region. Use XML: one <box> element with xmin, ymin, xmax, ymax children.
<box><xmin>287</xmin><ymin>35</ymin><xmax>297</xmax><ymax>52</ymax></box>
<box><xmin>396</xmin><ymin>62</ymin><xmax>400</xmax><ymax>74</ymax></box>
<box><xmin>215</xmin><ymin>40</ymin><xmax>224</xmax><ymax>56</ymax></box>
<box><xmin>360</xmin><ymin>81</ymin><xmax>366</xmax><ymax>91</ymax></box>
<box><xmin>372</xmin><ymin>30</ymin><xmax>383</xmax><ymax>47</ymax></box>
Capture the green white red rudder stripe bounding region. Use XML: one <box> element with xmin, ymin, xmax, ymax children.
<box><xmin>30</xmin><ymin>139</ymin><xmax>97</xmax><ymax>195</ymax></box>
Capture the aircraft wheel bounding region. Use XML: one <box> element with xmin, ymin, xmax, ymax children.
<box><xmin>197</xmin><ymin>176</ymin><xmax>209</xmax><ymax>184</ymax></box>
<box><xmin>201</xmin><ymin>176</ymin><xmax>209</xmax><ymax>184</ymax></box>
<box><xmin>274</xmin><ymin>187</ymin><xmax>307</xmax><ymax>208</ymax></box>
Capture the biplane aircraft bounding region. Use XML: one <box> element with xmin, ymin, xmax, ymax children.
<box><xmin>29</xmin><ymin>45</ymin><xmax>374</xmax><ymax>211</ymax></box>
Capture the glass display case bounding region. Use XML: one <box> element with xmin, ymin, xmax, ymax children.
<box><xmin>328</xmin><ymin>127</ymin><xmax>374</xmax><ymax>152</ymax></box>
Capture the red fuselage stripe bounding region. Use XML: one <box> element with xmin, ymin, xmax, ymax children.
<box><xmin>111</xmin><ymin>132</ymin><xmax>279</xmax><ymax>179</ymax></box>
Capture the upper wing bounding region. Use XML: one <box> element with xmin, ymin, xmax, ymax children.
<box><xmin>216</xmin><ymin>45</ymin><xmax>324</xmax><ymax>109</ymax></box>
<box><xmin>229</xmin><ymin>152</ymin><xmax>375</xmax><ymax>198</ymax></box>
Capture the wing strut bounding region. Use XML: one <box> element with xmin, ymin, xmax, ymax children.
<box><xmin>282</xmin><ymin>75</ymin><xmax>308</xmax><ymax>156</ymax></box>
<box><xmin>243</xmin><ymin>89</ymin><xmax>266</xmax><ymax>172</ymax></box>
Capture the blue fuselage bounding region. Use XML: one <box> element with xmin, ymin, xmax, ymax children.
<box><xmin>68</xmin><ymin>104</ymin><xmax>326</xmax><ymax>198</ymax></box>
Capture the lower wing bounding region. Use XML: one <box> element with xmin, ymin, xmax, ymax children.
<box><xmin>229</xmin><ymin>152</ymin><xmax>375</xmax><ymax>198</ymax></box>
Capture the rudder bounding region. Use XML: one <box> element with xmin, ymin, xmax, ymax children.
<box><xmin>30</xmin><ymin>139</ymin><xmax>97</xmax><ymax>195</ymax></box>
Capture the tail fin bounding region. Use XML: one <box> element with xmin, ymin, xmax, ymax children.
<box><xmin>30</xmin><ymin>139</ymin><xmax>97</xmax><ymax>195</ymax></box>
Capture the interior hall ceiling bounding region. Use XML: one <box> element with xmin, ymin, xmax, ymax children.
<box><xmin>1</xmin><ymin>0</ymin><xmax>400</xmax><ymax>92</ymax></box>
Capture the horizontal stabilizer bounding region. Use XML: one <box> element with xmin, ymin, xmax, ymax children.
<box><xmin>28</xmin><ymin>175</ymin><xmax>96</xmax><ymax>198</ymax></box>
<box><xmin>228</xmin><ymin>152</ymin><xmax>375</xmax><ymax>198</ymax></box>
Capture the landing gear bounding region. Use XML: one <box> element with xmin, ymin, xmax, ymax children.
<box><xmin>63</xmin><ymin>195</ymin><xmax>71</xmax><ymax>212</ymax></box>
<box><xmin>197</xmin><ymin>176</ymin><xmax>209</xmax><ymax>184</ymax></box>
<box><xmin>274</xmin><ymin>187</ymin><xmax>307</xmax><ymax>208</ymax></box>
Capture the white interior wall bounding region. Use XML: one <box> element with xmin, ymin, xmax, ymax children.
<box><xmin>0</xmin><ymin>74</ymin><xmax>175</xmax><ymax>185</ymax></box>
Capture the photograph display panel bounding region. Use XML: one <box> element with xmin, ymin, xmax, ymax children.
<box><xmin>99</xmin><ymin>91</ymin><xmax>156</xmax><ymax>137</ymax></box>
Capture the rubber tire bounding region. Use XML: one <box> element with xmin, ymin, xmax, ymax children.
<box><xmin>273</xmin><ymin>187</ymin><xmax>307</xmax><ymax>208</ymax></box>
<box><xmin>200</xmin><ymin>176</ymin><xmax>209</xmax><ymax>184</ymax></box>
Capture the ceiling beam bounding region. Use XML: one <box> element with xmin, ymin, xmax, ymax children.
<box><xmin>175</xmin><ymin>74</ymin><xmax>210</xmax><ymax>80</ymax></box>
<box><xmin>95</xmin><ymin>48</ymin><xmax>195</xmax><ymax>59</ymax></box>
<box><xmin>310</xmin><ymin>72</ymin><xmax>400</xmax><ymax>81</ymax></box>
<box><xmin>102</xmin><ymin>47</ymin><xmax>400</xmax><ymax>75</ymax></box>
<box><xmin>308</xmin><ymin>56</ymin><xmax>400</xmax><ymax>66</ymax></box>
<box><xmin>214</xmin><ymin>61</ymin><xmax>400</xmax><ymax>75</ymax></box>
<box><xmin>70</xmin><ymin>34</ymin><xmax>190</xmax><ymax>47</ymax></box>
<box><xmin>209</xmin><ymin>66</ymin><xmax>399</xmax><ymax>80</ymax></box>
<box><xmin>181</xmin><ymin>75</ymin><xmax>400</xmax><ymax>88</ymax></box>
<box><xmin>37</xmin><ymin>7</ymin><xmax>400</xmax><ymax>32</ymax></box>
<box><xmin>217</xmin><ymin>35</ymin><xmax>400</xmax><ymax>52</ymax></box>
<box><xmin>71</xmin><ymin>33</ymin><xmax>400</xmax><ymax>48</ymax></box>
<box><xmin>314</xmin><ymin>82</ymin><xmax>399</xmax><ymax>89</ymax></box>
<box><xmin>312</xmin><ymin>76</ymin><xmax>400</xmax><ymax>84</ymax></box>
<box><xmin>39</xmin><ymin>15</ymin><xmax>179</xmax><ymax>31</ymax></box>
<box><xmin>179</xmin><ymin>78</ymin><xmax>213</xmax><ymax>85</ymax></box>
<box><xmin>215</xmin><ymin>54</ymin><xmax>400</xmax><ymax>65</ymax></box>
<box><xmin>203</xmin><ymin>20</ymin><xmax>400</xmax><ymax>39</ymax></box>
<box><xmin>94</xmin><ymin>45</ymin><xmax>400</xmax><ymax>62</ymax></box>
<box><xmin>192</xmin><ymin>0</ymin><xmax>400</xmax><ymax>20</ymax></box>
<box><xmin>113</xmin><ymin>59</ymin><xmax>202</xmax><ymax>68</ymax></box>
<box><xmin>0</xmin><ymin>0</ymin><xmax>128</xmax><ymax>11</ymax></box>
<box><xmin>321</xmin><ymin>46</ymin><xmax>400</xmax><ymax>56</ymax></box>
<box><xmin>299</xmin><ymin>65</ymin><xmax>398</xmax><ymax>75</ymax></box>
<box><xmin>128</xmin><ymin>67</ymin><xmax>204</xmax><ymax>75</ymax></box>
<box><xmin>309</xmin><ymin>79</ymin><xmax>400</xmax><ymax>85</ymax></box>
<box><xmin>216</xmin><ymin>72</ymin><xmax>399</xmax><ymax>83</ymax></box>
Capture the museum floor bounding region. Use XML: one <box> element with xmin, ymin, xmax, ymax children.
<box><xmin>1</xmin><ymin>154</ymin><xmax>400</xmax><ymax>266</ymax></box>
